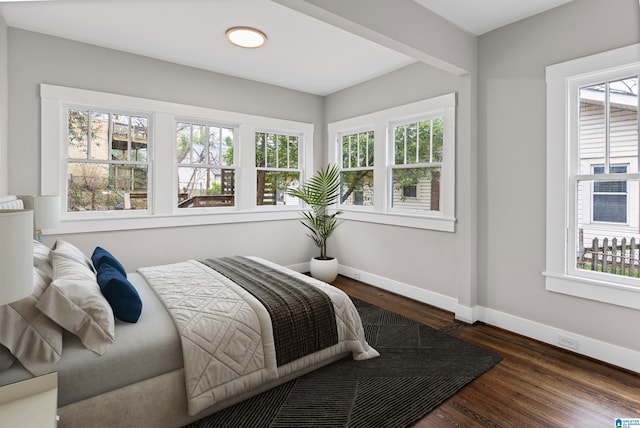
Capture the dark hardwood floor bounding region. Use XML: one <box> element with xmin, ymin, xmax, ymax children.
<box><xmin>332</xmin><ymin>275</ymin><xmax>640</xmax><ymax>427</ymax></box>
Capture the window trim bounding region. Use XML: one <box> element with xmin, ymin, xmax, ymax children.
<box><xmin>388</xmin><ymin>114</ymin><xmax>444</xmax><ymax>216</ymax></box>
<box><xmin>328</xmin><ymin>93</ymin><xmax>456</xmax><ymax>232</ymax></box>
<box><xmin>254</xmin><ymin>130</ymin><xmax>303</xmax><ymax>207</ymax></box>
<box><xmin>175</xmin><ymin>120</ymin><xmax>238</xmax><ymax>210</ymax></box>
<box><xmin>337</xmin><ymin>128</ymin><xmax>375</xmax><ymax>209</ymax></box>
<box><xmin>64</xmin><ymin>106</ymin><xmax>153</xmax><ymax>217</ymax></box>
<box><xmin>544</xmin><ymin>43</ymin><xmax>640</xmax><ymax>309</ymax></box>
<box><xmin>41</xmin><ymin>84</ymin><xmax>313</xmax><ymax>234</ymax></box>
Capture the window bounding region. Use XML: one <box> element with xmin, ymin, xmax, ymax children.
<box><xmin>592</xmin><ymin>165</ymin><xmax>627</xmax><ymax>224</ymax></box>
<box><xmin>255</xmin><ymin>132</ymin><xmax>300</xmax><ymax>206</ymax></box>
<box><xmin>339</xmin><ymin>130</ymin><xmax>374</xmax><ymax>207</ymax></box>
<box><xmin>391</xmin><ymin>118</ymin><xmax>443</xmax><ymax>213</ymax></box>
<box><xmin>402</xmin><ymin>184</ymin><xmax>417</xmax><ymax>198</ymax></box>
<box><xmin>328</xmin><ymin>93</ymin><xmax>456</xmax><ymax>231</ymax></box>
<box><xmin>41</xmin><ymin>84</ymin><xmax>314</xmax><ymax>233</ymax></box>
<box><xmin>176</xmin><ymin>122</ymin><xmax>236</xmax><ymax>208</ymax></box>
<box><xmin>545</xmin><ymin>43</ymin><xmax>640</xmax><ymax>309</ymax></box>
<box><xmin>67</xmin><ymin>109</ymin><xmax>150</xmax><ymax>212</ymax></box>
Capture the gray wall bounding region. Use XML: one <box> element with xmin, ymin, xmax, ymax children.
<box><xmin>325</xmin><ymin>62</ymin><xmax>475</xmax><ymax>301</ymax></box>
<box><xmin>477</xmin><ymin>0</ymin><xmax>640</xmax><ymax>349</ymax></box>
<box><xmin>0</xmin><ymin>16</ymin><xmax>7</xmax><ymax>195</ymax></box>
<box><xmin>325</xmin><ymin>0</ymin><xmax>640</xmax><ymax>355</ymax></box>
<box><xmin>6</xmin><ymin>28</ymin><xmax>325</xmax><ymax>269</ymax></box>
<box><xmin>4</xmin><ymin>0</ymin><xmax>640</xmax><ymax>360</ymax></box>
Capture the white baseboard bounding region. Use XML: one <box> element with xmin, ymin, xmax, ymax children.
<box><xmin>338</xmin><ymin>264</ymin><xmax>462</xmax><ymax>315</ymax></box>
<box><xmin>478</xmin><ymin>306</ymin><xmax>640</xmax><ymax>373</ymax></box>
<box><xmin>338</xmin><ymin>264</ymin><xmax>640</xmax><ymax>373</ymax></box>
<box><xmin>285</xmin><ymin>262</ymin><xmax>309</xmax><ymax>274</ymax></box>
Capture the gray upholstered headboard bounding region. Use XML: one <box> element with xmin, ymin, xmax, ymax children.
<box><xmin>0</xmin><ymin>195</ymin><xmax>36</xmax><ymax>210</ymax></box>
<box><xmin>0</xmin><ymin>195</ymin><xmax>25</xmax><ymax>210</ymax></box>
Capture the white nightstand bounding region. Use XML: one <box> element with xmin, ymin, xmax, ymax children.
<box><xmin>0</xmin><ymin>372</ymin><xmax>58</xmax><ymax>428</ymax></box>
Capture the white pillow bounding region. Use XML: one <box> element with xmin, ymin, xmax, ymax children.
<box><xmin>50</xmin><ymin>239</ymin><xmax>96</xmax><ymax>274</ymax></box>
<box><xmin>36</xmin><ymin>240</ymin><xmax>115</xmax><ymax>355</ymax></box>
<box><xmin>0</xmin><ymin>268</ymin><xmax>63</xmax><ymax>375</ymax></box>
<box><xmin>33</xmin><ymin>239</ymin><xmax>53</xmax><ymax>279</ymax></box>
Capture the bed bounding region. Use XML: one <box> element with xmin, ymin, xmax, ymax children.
<box><xmin>0</xmin><ymin>195</ymin><xmax>378</xmax><ymax>427</ymax></box>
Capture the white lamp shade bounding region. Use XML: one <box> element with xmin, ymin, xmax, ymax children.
<box><xmin>33</xmin><ymin>195</ymin><xmax>60</xmax><ymax>230</ymax></box>
<box><xmin>0</xmin><ymin>209</ymin><xmax>34</xmax><ymax>305</ymax></box>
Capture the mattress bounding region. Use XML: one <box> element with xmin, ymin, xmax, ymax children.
<box><xmin>0</xmin><ymin>273</ymin><xmax>183</xmax><ymax>406</ymax></box>
<box><xmin>138</xmin><ymin>257</ymin><xmax>377</xmax><ymax>416</ymax></box>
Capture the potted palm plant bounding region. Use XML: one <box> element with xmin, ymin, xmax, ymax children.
<box><xmin>286</xmin><ymin>164</ymin><xmax>343</xmax><ymax>283</ymax></box>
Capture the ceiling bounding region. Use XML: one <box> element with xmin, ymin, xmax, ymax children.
<box><xmin>414</xmin><ymin>0</ymin><xmax>575</xmax><ymax>35</ymax></box>
<box><xmin>0</xmin><ymin>0</ymin><xmax>575</xmax><ymax>96</ymax></box>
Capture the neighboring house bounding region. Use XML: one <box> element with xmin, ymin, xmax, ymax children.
<box><xmin>392</xmin><ymin>176</ymin><xmax>440</xmax><ymax>212</ymax></box>
<box><xmin>577</xmin><ymin>80</ymin><xmax>639</xmax><ymax>266</ymax></box>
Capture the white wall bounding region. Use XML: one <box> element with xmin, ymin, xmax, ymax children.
<box><xmin>6</xmin><ymin>29</ymin><xmax>325</xmax><ymax>269</ymax></box>
<box><xmin>478</xmin><ymin>0</ymin><xmax>640</xmax><ymax>351</ymax></box>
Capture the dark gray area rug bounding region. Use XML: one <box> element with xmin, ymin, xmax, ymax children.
<box><xmin>183</xmin><ymin>298</ymin><xmax>501</xmax><ymax>428</ymax></box>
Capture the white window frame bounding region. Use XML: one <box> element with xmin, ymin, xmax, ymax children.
<box><xmin>328</xmin><ymin>93</ymin><xmax>456</xmax><ymax>232</ymax></box>
<box><xmin>175</xmin><ymin>119</ymin><xmax>238</xmax><ymax>209</ymax></box>
<box><xmin>337</xmin><ymin>127</ymin><xmax>375</xmax><ymax>209</ymax></box>
<box><xmin>388</xmin><ymin>114</ymin><xmax>445</xmax><ymax>216</ymax></box>
<box><xmin>41</xmin><ymin>84</ymin><xmax>313</xmax><ymax>234</ymax></box>
<box><xmin>64</xmin><ymin>106</ymin><xmax>153</xmax><ymax>216</ymax></box>
<box><xmin>544</xmin><ymin>43</ymin><xmax>640</xmax><ymax>310</ymax></box>
<box><xmin>254</xmin><ymin>129</ymin><xmax>303</xmax><ymax>208</ymax></box>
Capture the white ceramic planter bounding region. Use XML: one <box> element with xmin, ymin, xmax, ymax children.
<box><xmin>309</xmin><ymin>257</ymin><xmax>339</xmax><ymax>283</ymax></box>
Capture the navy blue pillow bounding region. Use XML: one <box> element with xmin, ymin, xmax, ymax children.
<box><xmin>96</xmin><ymin>264</ymin><xmax>142</xmax><ymax>323</ymax></box>
<box><xmin>92</xmin><ymin>247</ymin><xmax>126</xmax><ymax>276</ymax></box>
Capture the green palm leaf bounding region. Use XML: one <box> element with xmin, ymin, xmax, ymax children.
<box><xmin>286</xmin><ymin>164</ymin><xmax>343</xmax><ymax>258</ymax></box>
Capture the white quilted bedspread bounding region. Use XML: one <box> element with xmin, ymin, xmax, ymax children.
<box><xmin>138</xmin><ymin>257</ymin><xmax>378</xmax><ymax>416</ymax></box>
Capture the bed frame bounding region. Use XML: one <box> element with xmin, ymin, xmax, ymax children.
<box><xmin>58</xmin><ymin>354</ymin><xmax>347</xmax><ymax>428</ymax></box>
<box><xmin>0</xmin><ymin>195</ymin><xmax>358</xmax><ymax>427</ymax></box>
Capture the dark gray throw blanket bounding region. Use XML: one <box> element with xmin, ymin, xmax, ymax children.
<box><xmin>202</xmin><ymin>256</ymin><xmax>339</xmax><ymax>366</ymax></box>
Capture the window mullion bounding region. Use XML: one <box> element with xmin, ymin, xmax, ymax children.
<box><xmin>205</xmin><ymin>127</ymin><xmax>211</xmax><ymax>193</ymax></box>
<box><xmin>107</xmin><ymin>113</ymin><xmax>113</xmax><ymax>163</ymax></box>
<box><xmin>263</xmin><ymin>134</ymin><xmax>268</xmax><ymax>168</ymax></box>
<box><xmin>637</xmin><ymin>75</ymin><xmax>640</xmax><ymax>172</ymax></box>
<box><xmin>86</xmin><ymin>110</ymin><xmax>92</xmax><ymax>160</ymax></box>
<box><xmin>219</xmin><ymin>126</ymin><xmax>223</xmax><ymax>165</ymax></box>
<box><xmin>415</xmin><ymin>123</ymin><xmax>420</xmax><ymax>164</ymax></box>
<box><xmin>286</xmin><ymin>135</ymin><xmax>290</xmax><ymax>168</ymax></box>
<box><xmin>208</xmin><ymin>126</ymin><xmax>213</xmax><ymax>165</ymax></box>
<box><xmin>429</xmin><ymin>119</ymin><xmax>433</xmax><ymax>163</ymax></box>
<box><xmin>349</xmin><ymin>135</ymin><xmax>353</xmax><ymax>168</ymax></box>
<box><xmin>365</xmin><ymin>132</ymin><xmax>370</xmax><ymax>167</ymax></box>
<box><xmin>205</xmin><ymin>126</ymin><xmax>211</xmax><ymax>164</ymax></box>
<box><xmin>274</xmin><ymin>133</ymin><xmax>278</xmax><ymax>168</ymax></box>
<box><xmin>188</xmin><ymin>124</ymin><xmax>194</xmax><ymax>164</ymax></box>
<box><xmin>403</xmin><ymin>126</ymin><xmax>407</xmax><ymax>165</ymax></box>
<box><xmin>127</xmin><ymin>116</ymin><xmax>132</xmax><ymax>162</ymax></box>
<box><xmin>605</xmin><ymin>81</ymin><xmax>611</xmax><ymax>174</ymax></box>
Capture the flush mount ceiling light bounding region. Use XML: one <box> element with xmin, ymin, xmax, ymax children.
<box><xmin>225</xmin><ymin>26</ymin><xmax>267</xmax><ymax>49</ymax></box>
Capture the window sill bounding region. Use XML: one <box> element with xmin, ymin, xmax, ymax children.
<box><xmin>340</xmin><ymin>210</ymin><xmax>456</xmax><ymax>232</ymax></box>
<box><xmin>45</xmin><ymin>209</ymin><xmax>302</xmax><ymax>235</ymax></box>
<box><xmin>543</xmin><ymin>271</ymin><xmax>640</xmax><ymax>310</ymax></box>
